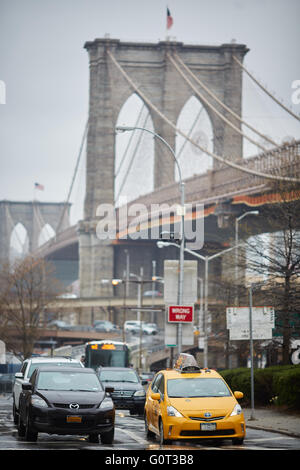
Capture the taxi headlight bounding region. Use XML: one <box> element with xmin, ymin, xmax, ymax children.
<box><xmin>230</xmin><ymin>404</ymin><xmax>242</xmax><ymax>416</ymax></box>
<box><xmin>99</xmin><ymin>397</ymin><xmax>114</xmax><ymax>410</ymax></box>
<box><xmin>31</xmin><ymin>396</ymin><xmax>48</xmax><ymax>408</ymax></box>
<box><xmin>134</xmin><ymin>389</ymin><xmax>146</xmax><ymax>397</ymax></box>
<box><xmin>167</xmin><ymin>406</ymin><xmax>183</xmax><ymax>418</ymax></box>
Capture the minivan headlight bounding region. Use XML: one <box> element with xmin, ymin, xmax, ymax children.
<box><xmin>99</xmin><ymin>397</ymin><xmax>114</xmax><ymax>410</ymax></box>
<box><xmin>134</xmin><ymin>389</ymin><xmax>146</xmax><ymax>397</ymax></box>
<box><xmin>167</xmin><ymin>406</ymin><xmax>183</xmax><ymax>417</ymax></box>
<box><xmin>230</xmin><ymin>404</ymin><xmax>242</xmax><ymax>416</ymax></box>
<box><xmin>31</xmin><ymin>395</ymin><xmax>48</xmax><ymax>408</ymax></box>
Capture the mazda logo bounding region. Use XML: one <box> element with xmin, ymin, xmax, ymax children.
<box><xmin>69</xmin><ymin>403</ymin><xmax>79</xmax><ymax>410</ymax></box>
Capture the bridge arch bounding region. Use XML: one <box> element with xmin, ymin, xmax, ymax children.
<box><xmin>175</xmin><ymin>95</ymin><xmax>214</xmax><ymax>180</ymax></box>
<box><xmin>9</xmin><ymin>222</ymin><xmax>29</xmax><ymax>262</ymax></box>
<box><xmin>115</xmin><ymin>92</ymin><xmax>154</xmax><ymax>206</ymax></box>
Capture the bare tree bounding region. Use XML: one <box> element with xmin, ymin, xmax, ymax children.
<box><xmin>232</xmin><ymin>182</ymin><xmax>300</xmax><ymax>364</ymax></box>
<box><xmin>0</xmin><ymin>256</ymin><xmax>62</xmax><ymax>359</ymax></box>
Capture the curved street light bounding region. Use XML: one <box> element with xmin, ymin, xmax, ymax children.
<box><xmin>116</xmin><ymin>125</ymin><xmax>185</xmax><ymax>353</ymax></box>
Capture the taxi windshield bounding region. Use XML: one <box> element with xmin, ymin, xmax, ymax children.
<box><xmin>167</xmin><ymin>378</ymin><xmax>231</xmax><ymax>398</ymax></box>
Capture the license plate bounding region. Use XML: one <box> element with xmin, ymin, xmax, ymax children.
<box><xmin>200</xmin><ymin>423</ymin><xmax>216</xmax><ymax>431</ymax></box>
<box><xmin>67</xmin><ymin>416</ymin><xmax>82</xmax><ymax>423</ymax></box>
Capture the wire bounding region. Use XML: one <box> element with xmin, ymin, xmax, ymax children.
<box><xmin>55</xmin><ymin>119</ymin><xmax>89</xmax><ymax>235</ymax></box>
<box><xmin>168</xmin><ymin>53</ymin><xmax>269</xmax><ymax>153</ymax></box>
<box><xmin>172</xmin><ymin>51</ymin><xmax>279</xmax><ymax>149</ymax></box>
<box><xmin>233</xmin><ymin>56</ymin><xmax>300</xmax><ymax>123</ymax></box>
<box><xmin>107</xmin><ymin>49</ymin><xmax>300</xmax><ymax>183</ymax></box>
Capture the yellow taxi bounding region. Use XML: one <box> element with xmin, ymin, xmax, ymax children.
<box><xmin>144</xmin><ymin>354</ymin><xmax>245</xmax><ymax>445</ymax></box>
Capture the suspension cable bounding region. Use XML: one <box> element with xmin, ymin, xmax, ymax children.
<box><xmin>55</xmin><ymin>118</ymin><xmax>89</xmax><ymax>235</ymax></box>
<box><xmin>172</xmin><ymin>51</ymin><xmax>279</xmax><ymax>148</ymax></box>
<box><xmin>233</xmin><ymin>55</ymin><xmax>300</xmax><ymax>123</ymax></box>
<box><xmin>167</xmin><ymin>53</ymin><xmax>268</xmax><ymax>152</ymax></box>
<box><xmin>107</xmin><ymin>49</ymin><xmax>300</xmax><ymax>183</ymax></box>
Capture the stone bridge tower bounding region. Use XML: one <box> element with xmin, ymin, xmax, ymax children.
<box><xmin>79</xmin><ymin>38</ymin><xmax>248</xmax><ymax>297</ymax></box>
<box><xmin>0</xmin><ymin>200</ymin><xmax>70</xmax><ymax>263</ymax></box>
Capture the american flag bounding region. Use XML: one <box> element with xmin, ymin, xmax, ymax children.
<box><xmin>167</xmin><ymin>8</ymin><xmax>173</xmax><ymax>30</ymax></box>
<box><xmin>34</xmin><ymin>182</ymin><xmax>44</xmax><ymax>191</ymax></box>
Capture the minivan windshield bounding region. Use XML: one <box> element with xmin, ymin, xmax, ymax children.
<box><xmin>37</xmin><ymin>371</ymin><xmax>102</xmax><ymax>392</ymax></box>
<box><xmin>167</xmin><ymin>378</ymin><xmax>231</xmax><ymax>398</ymax></box>
<box><xmin>99</xmin><ymin>369</ymin><xmax>139</xmax><ymax>383</ymax></box>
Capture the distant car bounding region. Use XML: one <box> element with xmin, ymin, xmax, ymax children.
<box><xmin>142</xmin><ymin>323</ymin><xmax>158</xmax><ymax>335</ymax></box>
<box><xmin>47</xmin><ymin>320</ymin><xmax>72</xmax><ymax>330</ymax></box>
<box><xmin>139</xmin><ymin>371</ymin><xmax>154</xmax><ymax>384</ymax></box>
<box><xmin>17</xmin><ymin>367</ymin><xmax>115</xmax><ymax>443</ymax></box>
<box><xmin>143</xmin><ymin>290</ymin><xmax>163</xmax><ymax>297</ymax></box>
<box><xmin>94</xmin><ymin>320</ymin><xmax>119</xmax><ymax>332</ymax></box>
<box><xmin>98</xmin><ymin>367</ymin><xmax>146</xmax><ymax>416</ymax></box>
<box><xmin>13</xmin><ymin>356</ymin><xmax>84</xmax><ymax>425</ymax></box>
<box><xmin>124</xmin><ymin>321</ymin><xmax>141</xmax><ymax>335</ymax></box>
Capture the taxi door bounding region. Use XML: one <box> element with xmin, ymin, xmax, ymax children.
<box><xmin>147</xmin><ymin>373</ymin><xmax>162</xmax><ymax>430</ymax></box>
<box><xmin>152</xmin><ymin>374</ymin><xmax>165</xmax><ymax>432</ymax></box>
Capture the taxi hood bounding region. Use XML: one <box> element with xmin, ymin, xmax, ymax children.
<box><xmin>168</xmin><ymin>396</ymin><xmax>237</xmax><ymax>416</ymax></box>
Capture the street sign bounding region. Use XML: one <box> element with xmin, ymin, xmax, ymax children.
<box><xmin>168</xmin><ymin>305</ymin><xmax>194</xmax><ymax>323</ymax></box>
<box><xmin>226</xmin><ymin>306</ymin><xmax>275</xmax><ymax>340</ymax></box>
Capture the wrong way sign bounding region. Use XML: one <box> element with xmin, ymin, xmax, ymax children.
<box><xmin>168</xmin><ymin>305</ymin><xmax>194</xmax><ymax>323</ymax></box>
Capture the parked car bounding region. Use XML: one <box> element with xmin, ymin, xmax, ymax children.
<box><xmin>124</xmin><ymin>321</ymin><xmax>141</xmax><ymax>335</ymax></box>
<box><xmin>143</xmin><ymin>290</ymin><xmax>163</xmax><ymax>297</ymax></box>
<box><xmin>98</xmin><ymin>367</ymin><xmax>147</xmax><ymax>415</ymax></box>
<box><xmin>124</xmin><ymin>321</ymin><xmax>158</xmax><ymax>335</ymax></box>
<box><xmin>13</xmin><ymin>356</ymin><xmax>83</xmax><ymax>425</ymax></box>
<box><xmin>142</xmin><ymin>323</ymin><xmax>158</xmax><ymax>335</ymax></box>
<box><xmin>144</xmin><ymin>353</ymin><xmax>245</xmax><ymax>445</ymax></box>
<box><xmin>94</xmin><ymin>320</ymin><xmax>119</xmax><ymax>332</ymax></box>
<box><xmin>47</xmin><ymin>320</ymin><xmax>72</xmax><ymax>330</ymax></box>
<box><xmin>17</xmin><ymin>367</ymin><xmax>115</xmax><ymax>443</ymax></box>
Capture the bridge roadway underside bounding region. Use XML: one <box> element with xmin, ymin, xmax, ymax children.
<box><xmin>44</xmin><ymin>199</ymin><xmax>298</xmax><ymax>295</ymax></box>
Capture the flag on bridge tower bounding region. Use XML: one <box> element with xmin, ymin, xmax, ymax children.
<box><xmin>34</xmin><ymin>182</ymin><xmax>44</xmax><ymax>191</ymax></box>
<box><xmin>167</xmin><ymin>7</ymin><xmax>173</xmax><ymax>29</ymax></box>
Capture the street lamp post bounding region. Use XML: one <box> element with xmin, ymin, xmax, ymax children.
<box><xmin>157</xmin><ymin>241</ymin><xmax>240</xmax><ymax>367</ymax></box>
<box><xmin>235</xmin><ymin>211</ymin><xmax>259</xmax><ymax>305</ymax></box>
<box><xmin>116</xmin><ymin>125</ymin><xmax>185</xmax><ymax>354</ymax></box>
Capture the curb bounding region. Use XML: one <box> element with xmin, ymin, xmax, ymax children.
<box><xmin>246</xmin><ymin>422</ymin><xmax>300</xmax><ymax>439</ymax></box>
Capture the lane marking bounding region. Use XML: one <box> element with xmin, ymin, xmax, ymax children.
<box><xmin>116</xmin><ymin>427</ymin><xmax>149</xmax><ymax>445</ymax></box>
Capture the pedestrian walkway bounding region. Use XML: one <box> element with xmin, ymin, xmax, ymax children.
<box><xmin>244</xmin><ymin>407</ymin><xmax>300</xmax><ymax>438</ymax></box>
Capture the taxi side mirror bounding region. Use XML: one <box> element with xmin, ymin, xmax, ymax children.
<box><xmin>234</xmin><ymin>391</ymin><xmax>243</xmax><ymax>400</ymax></box>
<box><xmin>151</xmin><ymin>392</ymin><xmax>161</xmax><ymax>401</ymax></box>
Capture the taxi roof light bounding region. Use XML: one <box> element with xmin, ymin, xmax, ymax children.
<box><xmin>174</xmin><ymin>353</ymin><xmax>201</xmax><ymax>373</ymax></box>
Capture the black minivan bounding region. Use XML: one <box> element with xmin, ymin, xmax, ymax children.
<box><xmin>17</xmin><ymin>366</ymin><xmax>115</xmax><ymax>443</ymax></box>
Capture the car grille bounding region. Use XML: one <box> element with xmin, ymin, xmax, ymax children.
<box><xmin>53</xmin><ymin>403</ymin><xmax>96</xmax><ymax>409</ymax></box>
<box><xmin>189</xmin><ymin>416</ymin><xmax>225</xmax><ymax>422</ymax></box>
<box><xmin>180</xmin><ymin>429</ymin><xmax>235</xmax><ymax>437</ymax></box>
<box><xmin>111</xmin><ymin>391</ymin><xmax>134</xmax><ymax>398</ymax></box>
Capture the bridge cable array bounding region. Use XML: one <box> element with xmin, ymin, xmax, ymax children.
<box><xmin>107</xmin><ymin>49</ymin><xmax>300</xmax><ymax>183</ymax></box>
<box><xmin>171</xmin><ymin>52</ymin><xmax>279</xmax><ymax>149</ymax></box>
<box><xmin>233</xmin><ymin>56</ymin><xmax>300</xmax><ymax>123</ymax></box>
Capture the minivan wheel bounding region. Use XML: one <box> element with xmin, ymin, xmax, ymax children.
<box><xmin>159</xmin><ymin>420</ymin><xmax>171</xmax><ymax>445</ymax></box>
<box><xmin>100</xmin><ymin>428</ymin><xmax>114</xmax><ymax>444</ymax></box>
<box><xmin>232</xmin><ymin>437</ymin><xmax>244</xmax><ymax>445</ymax></box>
<box><xmin>88</xmin><ymin>433</ymin><xmax>99</xmax><ymax>443</ymax></box>
<box><xmin>17</xmin><ymin>415</ymin><xmax>26</xmax><ymax>437</ymax></box>
<box><xmin>25</xmin><ymin>414</ymin><xmax>38</xmax><ymax>442</ymax></box>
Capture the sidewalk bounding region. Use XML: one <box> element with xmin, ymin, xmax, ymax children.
<box><xmin>243</xmin><ymin>407</ymin><xmax>300</xmax><ymax>438</ymax></box>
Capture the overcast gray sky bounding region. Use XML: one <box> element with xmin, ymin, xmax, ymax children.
<box><xmin>1</xmin><ymin>0</ymin><xmax>299</xmax><ymax>226</ymax></box>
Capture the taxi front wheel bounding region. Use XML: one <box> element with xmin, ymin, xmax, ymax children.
<box><xmin>159</xmin><ymin>420</ymin><xmax>171</xmax><ymax>445</ymax></box>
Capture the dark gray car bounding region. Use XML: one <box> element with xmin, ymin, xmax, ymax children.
<box><xmin>98</xmin><ymin>367</ymin><xmax>146</xmax><ymax>415</ymax></box>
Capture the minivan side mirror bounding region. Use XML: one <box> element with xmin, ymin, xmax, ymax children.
<box><xmin>15</xmin><ymin>372</ymin><xmax>23</xmax><ymax>379</ymax></box>
<box><xmin>234</xmin><ymin>391</ymin><xmax>243</xmax><ymax>400</ymax></box>
<box><xmin>22</xmin><ymin>383</ymin><xmax>33</xmax><ymax>391</ymax></box>
<box><xmin>151</xmin><ymin>392</ymin><xmax>161</xmax><ymax>401</ymax></box>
